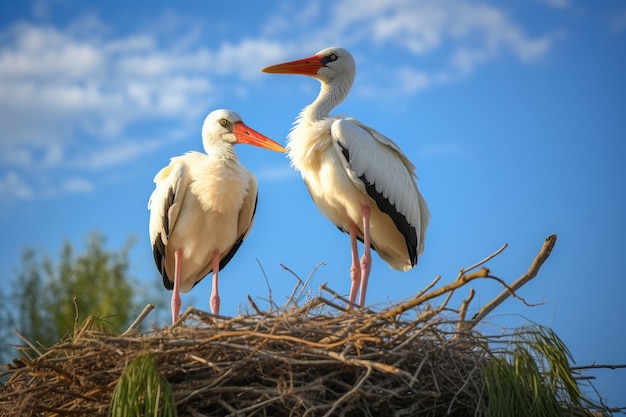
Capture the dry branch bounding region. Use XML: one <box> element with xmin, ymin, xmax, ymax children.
<box><xmin>467</xmin><ymin>234</ymin><xmax>557</xmax><ymax>329</ymax></box>
<box><xmin>122</xmin><ymin>303</ymin><xmax>155</xmax><ymax>336</ymax></box>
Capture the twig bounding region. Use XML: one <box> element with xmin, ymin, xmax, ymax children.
<box><xmin>321</xmin><ymin>365</ymin><xmax>372</xmax><ymax>417</ymax></box>
<box><xmin>225</xmin><ymin>396</ymin><xmax>282</xmax><ymax>417</ymax></box>
<box><xmin>122</xmin><ymin>304</ymin><xmax>155</xmax><ymax>336</ymax></box>
<box><xmin>202</xmin><ymin>329</ymin><xmax>380</xmax><ymax>349</ymax></box>
<box><xmin>467</xmin><ymin>234</ymin><xmax>557</xmax><ymax>329</ymax></box>
<box><xmin>283</xmin><ymin>264</ymin><xmax>305</xmax><ymax>307</ymax></box>
<box><xmin>296</xmin><ymin>262</ymin><xmax>326</xmax><ymax>303</ymax></box>
<box><xmin>73</xmin><ymin>297</ymin><xmax>80</xmax><ymax>334</ymax></box>
<box><xmin>457</xmin><ymin>289</ymin><xmax>475</xmax><ymax>330</ymax></box>
<box><xmin>460</xmin><ymin>243</ymin><xmax>508</xmax><ymax>274</ymax></box>
<box><xmin>218</xmin><ymin>400</ymin><xmax>238</xmax><ymax>414</ymax></box>
<box><xmin>13</xmin><ymin>329</ymin><xmax>43</xmax><ymax>357</ymax></box>
<box><xmin>446</xmin><ymin>357</ymin><xmax>483</xmax><ymax>415</ymax></box>
<box><xmin>319</xmin><ymin>282</ymin><xmax>353</xmax><ymax>307</ymax></box>
<box><xmin>381</xmin><ymin>267</ymin><xmax>490</xmax><ymax>320</ymax></box>
<box><xmin>289</xmin><ymin>295</ymin><xmax>351</xmax><ymax>318</ymax></box>
<box><xmin>377</xmin><ymin>241</ymin><xmax>508</xmax><ymax>322</ymax></box>
<box><xmin>570</xmin><ymin>364</ymin><xmax>626</xmax><ymax>371</ymax></box>
<box><xmin>247</xmin><ymin>295</ymin><xmax>265</xmax><ymax>316</ymax></box>
<box><xmin>415</xmin><ymin>275</ymin><xmax>442</xmax><ymax>299</ymax></box>
<box><xmin>323</xmin><ymin>350</ymin><xmax>399</xmax><ymax>374</ymax></box>
<box><xmin>256</xmin><ymin>258</ymin><xmax>277</xmax><ymax>312</ymax></box>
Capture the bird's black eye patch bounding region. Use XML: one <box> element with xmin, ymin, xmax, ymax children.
<box><xmin>321</xmin><ymin>53</ymin><xmax>338</xmax><ymax>65</ymax></box>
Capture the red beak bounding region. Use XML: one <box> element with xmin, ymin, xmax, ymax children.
<box><xmin>261</xmin><ymin>54</ymin><xmax>324</xmax><ymax>76</ymax></box>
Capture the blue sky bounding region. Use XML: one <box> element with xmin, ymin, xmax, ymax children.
<box><xmin>1</xmin><ymin>0</ymin><xmax>625</xmax><ymax>407</ymax></box>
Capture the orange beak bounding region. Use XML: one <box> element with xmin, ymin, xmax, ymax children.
<box><xmin>261</xmin><ymin>54</ymin><xmax>324</xmax><ymax>76</ymax></box>
<box><xmin>232</xmin><ymin>122</ymin><xmax>286</xmax><ymax>153</ymax></box>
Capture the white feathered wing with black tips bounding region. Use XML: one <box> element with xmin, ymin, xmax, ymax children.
<box><xmin>263</xmin><ymin>47</ymin><xmax>430</xmax><ymax>307</ymax></box>
<box><xmin>148</xmin><ymin>109</ymin><xmax>285</xmax><ymax>323</ymax></box>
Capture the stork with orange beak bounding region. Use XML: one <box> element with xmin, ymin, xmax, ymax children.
<box><xmin>148</xmin><ymin>109</ymin><xmax>285</xmax><ymax>323</ymax></box>
<box><xmin>262</xmin><ymin>47</ymin><xmax>429</xmax><ymax>307</ymax></box>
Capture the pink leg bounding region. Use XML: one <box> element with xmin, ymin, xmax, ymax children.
<box><xmin>171</xmin><ymin>249</ymin><xmax>183</xmax><ymax>324</ymax></box>
<box><xmin>210</xmin><ymin>250</ymin><xmax>221</xmax><ymax>315</ymax></box>
<box><xmin>348</xmin><ymin>223</ymin><xmax>361</xmax><ymax>307</ymax></box>
<box><xmin>358</xmin><ymin>206</ymin><xmax>372</xmax><ymax>307</ymax></box>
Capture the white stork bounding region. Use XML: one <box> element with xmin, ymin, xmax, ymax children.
<box><xmin>148</xmin><ymin>109</ymin><xmax>285</xmax><ymax>323</ymax></box>
<box><xmin>262</xmin><ymin>47</ymin><xmax>430</xmax><ymax>308</ymax></box>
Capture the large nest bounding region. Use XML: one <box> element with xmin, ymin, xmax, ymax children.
<box><xmin>0</xmin><ymin>235</ymin><xmax>618</xmax><ymax>416</ymax></box>
<box><xmin>3</xmin><ymin>303</ymin><xmax>487</xmax><ymax>416</ymax></box>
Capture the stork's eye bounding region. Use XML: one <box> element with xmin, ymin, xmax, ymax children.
<box><xmin>329</xmin><ymin>54</ymin><xmax>338</xmax><ymax>61</ymax></box>
<box><xmin>219</xmin><ymin>119</ymin><xmax>228</xmax><ymax>127</ymax></box>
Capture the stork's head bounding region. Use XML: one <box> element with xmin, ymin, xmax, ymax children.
<box><xmin>201</xmin><ymin>109</ymin><xmax>285</xmax><ymax>153</ymax></box>
<box><xmin>262</xmin><ymin>46</ymin><xmax>356</xmax><ymax>85</ymax></box>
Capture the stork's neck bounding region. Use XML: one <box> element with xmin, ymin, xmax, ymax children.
<box><xmin>204</xmin><ymin>142</ymin><xmax>239</xmax><ymax>164</ymax></box>
<box><xmin>299</xmin><ymin>76</ymin><xmax>353</xmax><ymax>125</ymax></box>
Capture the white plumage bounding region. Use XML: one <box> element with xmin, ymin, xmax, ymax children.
<box><xmin>148</xmin><ymin>109</ymin><xmax>285</xmax><ymax>323</ymax></box>
<box><xmin>263</xmin><ymin>47</ymin><xmax>429</xmax><ymax>307</ymax></box>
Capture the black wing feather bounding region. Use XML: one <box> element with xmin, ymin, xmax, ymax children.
<box><xmin>154</xmin><ymin>187</ymin><xmax>176</xmax><ymax>290</ymax></box>
<box><xmin>337</xmin><ymin>142</ymin><xmax>418</xmax><ymax>266</ymax></box>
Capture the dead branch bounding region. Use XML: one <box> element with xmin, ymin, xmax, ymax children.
<box><xmin>571</xmin><ymin>363</ymin><xmax>626</xmax><ymax>371</ymax></box>
<box><xmin>122</xmin><ymin>303</ymin><xmax>155</xmax><ymax>336</ymax></box>
<box><xmin>467</xmin><ymin>234</ymin><xmax>557</xmax><ymax>329</ymax></box>
<box><xmin>381</xmin><ymin>267</ymin><xmax>491</xmax><ymax>320</ymax></box>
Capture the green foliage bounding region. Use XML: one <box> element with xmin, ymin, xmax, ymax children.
<box><xmin>71</xmin><ymin>314</ymin><xmax>119</xmax><ymax>342</ymax></box>
<box><xmin>110</xmin><ymin>352</ymin><xmax>177</xmax><ymax>417</ymax></box>
<box><xmin>12</xmin><ymin>249</ymin><xmax>55</xmax><ymax>346</ymax></box>
<box><xmin>484</xmin><ymin>325</ymin><xmax>591</xmax><ymax>417</ymax></box>
<box><xmin>45</xmin><ymin>232</ymin><xmax>137</xmax><ymax>338</ymax></box>
<box><xmin>9</xmin><ymin>231</ymin><xmax>138</xmax><ymax>349</ymax></box>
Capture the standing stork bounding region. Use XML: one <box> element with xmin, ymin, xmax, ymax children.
<box><xmin>262</xmin><ymin>47</ymin><xmax>429</xmax><ymax>307</ymax></box>
<box><xmin>148</xmin><ymin>109</ymin><xmax>285</xmax><ymax>323</ymax></box>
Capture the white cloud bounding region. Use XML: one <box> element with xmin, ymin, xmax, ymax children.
<box><xmin>61</xmin><ymin>177</ymin><xmax>94</xmax><ymax>194</ymax></box>
<box><xmin>450</xmin><ymin>47</ymin><xmax>490</xmax><ymax>74</ymax></box>
<box><xmin>0</xmin><ymin>23</ymin><xmax>103</xmax><ymax>80</ymax></box>
<box><xmin>395</xmin><ymin>68</ymin><xmax>431</xmax><ymax>94</ymax></box>
<box><xmin>254</xmin><ymin>0</ymin><xmax>556</xmax><ymax>94</ymax></box>
<box><xmin>0</xmin><ymin>1</ymin><xmax>559</xmax><ymax>205</ymax></box>
<box><xmin>74</xmin><ymin>138</ymin><xmax>163</xmax><ymax>170</ymax></box>
<box><xmin>0</xmin><ymin>20</ymin><xmax>218</xmax><ymax>157</ymax></box>
<box><xmin>333</xmin><ymin>0</ymin><xmax>448</xmax><ymax>55</ymax></box>
<box><xmin>0</xmin><ymin>172</ymin><xmax>33</xmax><ymax>200</ymax></box>
<box><xmin>0</xmin><ymin>18</ymin><xmax>217</xmax><ymax>205</ymax></box>
<box><xmin>329</xmin><ymin>0</ymin><xmax>554</xmax><ymax>70</ymax></box>
<box><xmin>360</xmin><ymin>67</ymin><xmax>432</xmax><ymax>99</ymax></box>
<box><xmin>213</xmin><ymin>39</ymin><xmax>288</xmax><ymax>79</ymax></box>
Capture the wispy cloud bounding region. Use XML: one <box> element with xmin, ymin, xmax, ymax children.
<box><xmin>0</xmin><ymin>172</ymin><xmax>33</xmax><ymax>201</ymax></box>
<box><xmin>0</xmin><ymin>18</ymin><xmax>220</xmax><ymax>204</ymax></box>
<box><xmin>60</xmin><ymin>177</ymin><xmax>94</xmax><ymax>194</ymax></box>
<box><xmin>0</xmin><ymin>0</ymin><xmax>560</xmax><ymax>205</ymax></box>
<box><xmin>255</xmin><ymin>0</ymin><xmax>557</xmax><ymax>97</ymax></box>
<box><xmin>331</xmin><ymin>0</ymin><xmax>556</xmax><ymax>89</ymax></box>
